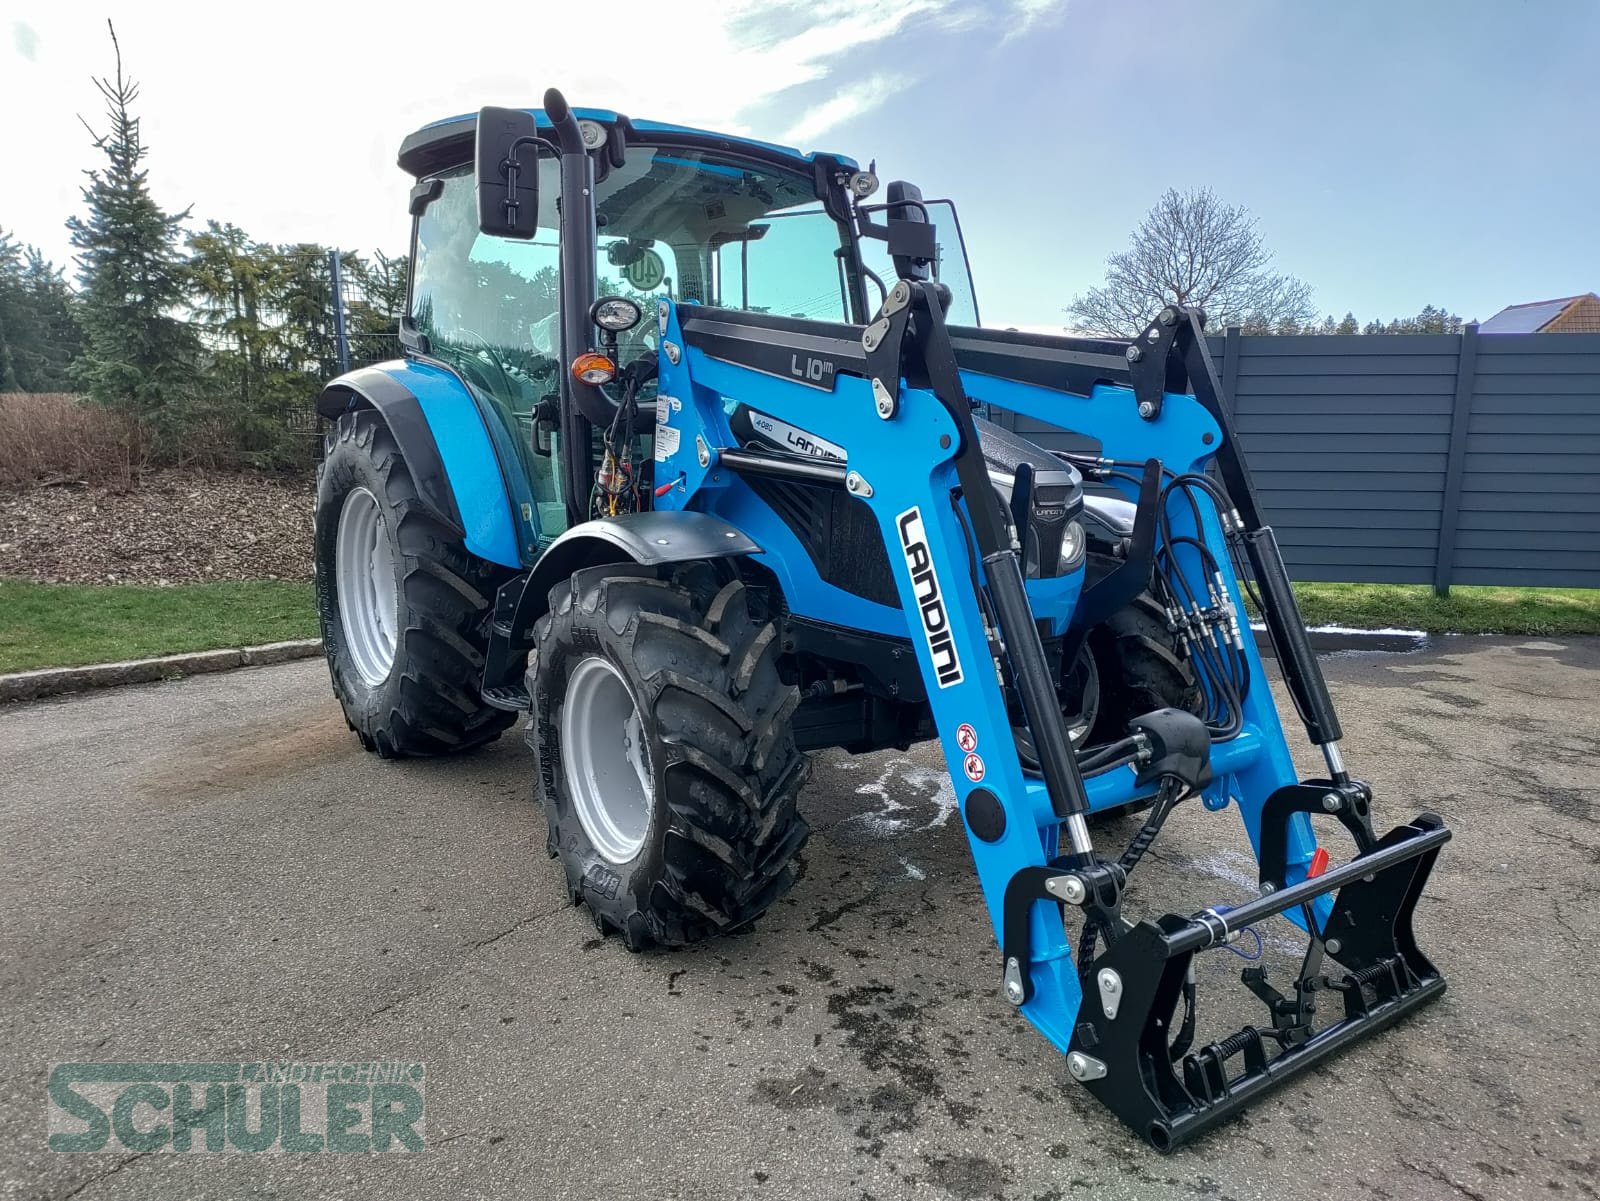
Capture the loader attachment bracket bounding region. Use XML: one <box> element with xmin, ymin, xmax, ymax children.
<box><xmin>1067</xmin><ymin>809</ymin><xmax>1450</xmax><ymax>1152</ymax></box>
<box><xmin>1001</xmin><ymin>860</ymin><xmax>1126</xmax><ymax>1006</ymax></box>
<box><xmin>1126</xmin><ymin>306</ymin><xmax>1193</xmax><ymax>422</ymax></box>
<box><xmin>1255</xmin><ymin>779</ymin><xmax>1379</xmax><ymax>894</ymax></box>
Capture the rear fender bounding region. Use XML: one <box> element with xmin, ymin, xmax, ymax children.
<box><xmin>317</xmin><ymin>360</ymin><xmax>524</xmax><ymax>568</ymax></box>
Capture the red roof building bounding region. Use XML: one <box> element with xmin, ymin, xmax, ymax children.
<box><xmin>1479</xmin><ymin>293</ymin><xmax>1600</xmax><ymax>333</ymax></box>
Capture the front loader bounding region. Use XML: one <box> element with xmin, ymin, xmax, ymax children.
<box><xmin>311</xmin><ymin>89</ymin><xmax>1451</xmax><ymax>1151</ymax></box>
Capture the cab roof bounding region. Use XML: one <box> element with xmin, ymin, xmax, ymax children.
<box><xmin>397</xmin><ymin>107</ymin><xmax>857</xmax><ymax>179</ymax></box>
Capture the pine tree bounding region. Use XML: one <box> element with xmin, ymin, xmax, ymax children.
<box><xmin>0</xmin><ymin>229</ymin><xmax>22</xmax><ymax>390</ymax></box>
<box><xmin>269</xmin><ymin>244</ymin><xmax>339</xmax><ymax>377</ymax></box>
<box><xmin>186</xmin><ymin>225</ymin><xmax>332</xmax><ymax>467</ymax></box>
<box><xmin>17</xmin><ymin>250</ymin><xmax>84</xmax><ymax>390</ymax></box>
<box><xmin>344</xmin><ymin>249</ymin><xmax>409</xmax><ymax>329</ymax></box>
<box><xmin>66</xmin><ymin>21</ymin><xmax>199</xmax><ymax>439</ymax></box>
<box><xmin>340</xmin><ymin>249</ymin><xmax>410</xmax><ymax>365</ymax></box>
<box><xmin>188</xmin><ymin>221</ymin><xmax>273</xmax><ymax>412</ymax></box>
<box><xmin>1336</xmin><ymin>312</ymin><xmax>1360</xmax><ymax>335</ymax></box>
<box><xmin>0</xmin><ymin>230</ymin><xmax>82</xmax><ymax>392</ymax></box>
<box><xmin>1411</xmin><ymin>304</ymin><xmax>1462</xmax><ymax>335</ymax></box>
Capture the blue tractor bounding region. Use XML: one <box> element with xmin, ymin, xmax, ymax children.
<box><xmin>313</xmin><ymin>90</ymin><xmax>1451</xmax><ymax>1150</ymax></box>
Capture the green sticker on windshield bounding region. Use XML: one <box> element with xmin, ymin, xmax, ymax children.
<box><xmin>623</xmin><ymin>249</ymin><xmax>666</xmax><ymax>291</ymax></box>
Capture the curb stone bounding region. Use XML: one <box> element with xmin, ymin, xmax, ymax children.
<box><xmin>2</xmin><ymin>625</ymin><xmax>1428</xmax><ymax>706</ymax></box>
<box><xmin>0</xmin><ymin>639</ymin><xmax>323</xmax><ymax>704</ymax></box>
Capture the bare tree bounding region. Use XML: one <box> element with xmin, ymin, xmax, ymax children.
<box><xmin>1067</xmin><ymin>188</ymin><xmax>1315</xmax><ymax>337</ymax></box>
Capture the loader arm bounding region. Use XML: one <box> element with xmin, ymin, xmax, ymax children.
<box><xmin>652</xmin><ymin>287</ymin><xmax>1451</xmax><ymax>1151</ymax></box>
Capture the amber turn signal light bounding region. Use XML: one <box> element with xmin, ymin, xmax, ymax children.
<box><xmin>571</xmin><ymin>351</ymin><xmax>617</xmax><ymax>385</ymax></box>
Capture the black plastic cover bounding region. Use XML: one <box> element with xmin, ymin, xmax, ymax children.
<box><xmin>1128</xmin><ymin>707</ymin><xmax>1213</xmax><ymax>792</ymax></box>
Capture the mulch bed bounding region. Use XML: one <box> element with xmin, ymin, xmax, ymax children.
<box><xmin>0</xmin><ymin>470</ymin><xmax>314</xmax><ymax>584</ymax></box>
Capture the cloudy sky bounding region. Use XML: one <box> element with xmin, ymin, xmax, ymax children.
<box><xmin>4</xmin><ymin>0</ymin><xmax>1597</xmax><ymax>328</ymax></box>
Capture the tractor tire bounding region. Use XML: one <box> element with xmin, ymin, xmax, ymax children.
<box><xmin>528</xmin><ymin>564</ymin><xmax>810</xmax><ymax>951</ymax></box>
<box><xmin>1083</xmin><ymin>591</ymin><xmax>1202</xmax><ymax>745</ymax></box>
<box><xmin>314</xmin><ymin>410</ymin><xmax>518</xmax><ymax>758</ymax></box>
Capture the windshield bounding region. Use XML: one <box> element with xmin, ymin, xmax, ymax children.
<box><xmin>595</xmin><ymin>147</ymin><xmax>855</xmax><ymax>324</ymax></box>
<box><xmin>856</xmin><ymin>199</ymin><xmax>980</xmax><ymax>327</ymax></box>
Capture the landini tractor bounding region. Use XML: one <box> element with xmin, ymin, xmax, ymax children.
<box><xmin>313</xmin><ymin>89</ymin><xmax>1451</xmax><ymax>1150</ymax></box>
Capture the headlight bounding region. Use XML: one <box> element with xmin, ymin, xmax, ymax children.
<box><xmin>1058</xmin><ymin>519</ymin><xmax>1086</xmax><ymax>573</ymax></box>
<box><xmin>590</xmin><ymin>296</ymin><xmax>642</xmax><ymax>333</ymax></box>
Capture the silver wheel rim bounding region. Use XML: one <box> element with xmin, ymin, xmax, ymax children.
<box><xmin>335</xmin><ymin>487</ymin><xmax>399</xmax><ymax>687</ymax></box>
<box><xmin>562</xmin><ymin>656</ymin><xmax>653</xmax><ymax>864</ymax></box>
<box><xmin>1065</xmin><ymin>645</ymin><xmax>1101</xmax><ymax>745</ymax></box>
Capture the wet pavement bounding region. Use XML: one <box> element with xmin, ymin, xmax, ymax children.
<box><xmin>1</xmin><ymin>637</ymin><xmax>1596</xmax><ymax>1200</ymax></box>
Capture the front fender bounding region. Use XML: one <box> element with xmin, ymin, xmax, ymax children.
<box><xmin>525</xmin><ymin>511</ymin><xmax>762</xmax><ymax>611</ymax></box>
<box><xmin>317</xmin><ymin>360</ymin><xmax>523</xmax><ymax>568</ymax></box>
<box><xmin>480</xmin><ymin>511</ymin><xmax>764</xmax><ymax>694</ymax></box>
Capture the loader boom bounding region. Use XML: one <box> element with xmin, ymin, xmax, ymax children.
<box><xmin>646</xmin><ymin>280</ymin><xmax>1451</xmax><ymax>1147</ymax></box>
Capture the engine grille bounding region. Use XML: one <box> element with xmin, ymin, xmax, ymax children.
<box><xmin>744</xmin><ymin>476</ymin><xmax>902</xmax><ymax>609</ymax></box>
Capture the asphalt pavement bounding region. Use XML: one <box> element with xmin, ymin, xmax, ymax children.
<box><xmin>1</xmin><ymin>637</ymin><xmax>1596</xmax><ymax>1200</ymax></box>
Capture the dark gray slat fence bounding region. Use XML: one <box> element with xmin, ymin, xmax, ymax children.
<box><xmin>1452</xmin><ymin>334</ymin><xmax>1600</xmax><ymax>587</ymax></box>
<box><xmin>991</xmin><ymin>329</ymin><xmax>1600</xmax><ymax>590</ymax></box>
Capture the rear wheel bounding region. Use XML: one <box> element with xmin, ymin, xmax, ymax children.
<box><xmin>315</xmin><ymin>410</ymin><xmax>517</xmax><ymax>758</ymax></box>
<box><xmin>528</xmin><ymin>564</ymin><xmax>810</xmax><ymax>951</ymax></box>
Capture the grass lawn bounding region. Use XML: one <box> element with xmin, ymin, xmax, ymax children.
<box><xmin>0</xmin><ymin>578</ymin><xmax>1594</xmax><ymax>675</ymax></box>
<box><xmin>1292</xmin><ymin>583</ymin><xmax>1600</xmax><ymax>637</ymax></box>
<box><xmin>0</xmin><ymin>580</ymin><xmax>317</xmax><ymax>673</ymax></box>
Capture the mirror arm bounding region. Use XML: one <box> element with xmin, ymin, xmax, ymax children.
<box><xmin>853</xmin><ymin>197</ymin><xmax>933</xmax><ymax>243</ymax></box>
<box><xmin>505</xmin><ymin>135</ymin><xmax>560</xmax><ymax>160</ymax></box>
<box><xmin>498</xmin><ymin>136</ymin><xmax>559</xmax><ymax>230</ymax></box>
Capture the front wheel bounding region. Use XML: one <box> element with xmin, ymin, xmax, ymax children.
<box><xmin>528</xmin><ymin>564</ymin><xmax>810</xmax><ymax>951</ymax></box>
<box><xmin>1081</xmin><ymin>592</ymin><xmax>1202</xmax><ymax>745</ymax></box>
<box><xmin>314</xmin><ymin>410</ymin><xmax>517</xmax><ymax>758</ymax></box>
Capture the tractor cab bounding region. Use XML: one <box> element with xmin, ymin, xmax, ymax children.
<box><xmin>396</xmin><ymin>98</ymin><xmax>977</xmax><ymax>556</ymax></box>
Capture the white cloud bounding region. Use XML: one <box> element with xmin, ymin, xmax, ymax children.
<box><xmin>1003</xmin><ymin>0</ymin><xmax>1069</xmax><ymax>41</ymax></box>
<box><xmin>782</xmin><ymin>72</ymin><xmax>914</xmax><ymax>145</ymax></box>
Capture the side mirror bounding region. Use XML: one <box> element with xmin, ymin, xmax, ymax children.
<box><xmin>476</xmin><ymin>106</ymin><xmax>541</xmax><ymax>239</ymax></box>
<box><xmin>886</xmin><ymin>180</ymin><xmax>937</xmax><ymax>282</ymax></box>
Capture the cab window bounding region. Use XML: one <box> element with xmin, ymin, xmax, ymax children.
<box><xmin>410</xmin><ymin>160</ymin><xmax>568</xmax><ymax>541</ymax></box>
